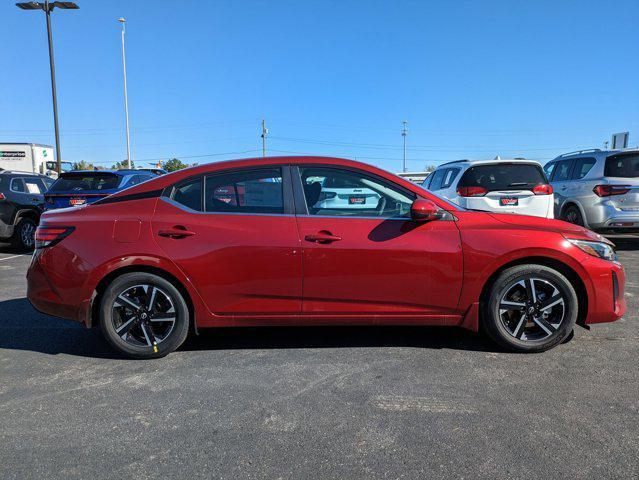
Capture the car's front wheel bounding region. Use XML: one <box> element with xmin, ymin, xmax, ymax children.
<box><xmin>99</xmin><ymin>272</ymin><xmax>190</xmax><ymax>359</ymax></box>
<box><xmin>482</xmin><ymin>265</ymin><xmax>578</xmax><ymax>352</ymax></box>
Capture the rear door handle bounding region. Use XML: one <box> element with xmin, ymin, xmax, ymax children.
<box><xmin>304</xmin><ymin>230</ymin><xmax>342</xmax><ymax>244</ymax></box>
<box><xmin>158</xmin><ymin>226</ymin><xmax>196</xmax><ymax>239</ymax></box>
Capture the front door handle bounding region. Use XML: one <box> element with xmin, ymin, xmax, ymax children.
<box><xmin>305</xmin><ymin>230</ymin><xmax>342</xmax><ymax>244</ymax></box>
<box><xmin>158</xmin><ymin>226</ymin><xmax>196</xmax><ymax>239</ymax></box>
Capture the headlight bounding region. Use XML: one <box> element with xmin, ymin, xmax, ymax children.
<box><xmin>568</xmin><ymin>239</ymin><xmax>617</xmax><ymax>261</ymax></box>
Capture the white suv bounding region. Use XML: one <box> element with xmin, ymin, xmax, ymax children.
<box><xmin>422</xmin><ymin>159</ymin><xmax>554</xmax><ymax>218</ymax></box>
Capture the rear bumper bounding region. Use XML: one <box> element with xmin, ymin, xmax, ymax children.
<box><xmin>26</xmin><ymin>248</ymin><xmax>93</xmax><ymax>326</ymax></box>
<box><xmin>586</xmin><ymin>202</ymin><xmax>639</xmax><ymax>230</ymax></box>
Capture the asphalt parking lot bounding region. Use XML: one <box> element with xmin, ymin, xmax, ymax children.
<box><xmin>1</xmin><ymin>237</ymin><xmax>637</xmax><ymax>479</ymax></box>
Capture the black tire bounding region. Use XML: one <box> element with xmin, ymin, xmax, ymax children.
<box><xmin>11</xmin><ymin>217</ymin><xmax>37</xmax><ymax>252</ymax></box>
<box><xmin>99</xmin><ymin>272</ymin><xmax>190</xmax><ymax>359</ymax></box>
<box><xmin>482</xmin><ymin>265</ymin><xmax>578</xmax><ymax>353</ymax></box>
<box><xmin>562</xmin><ymin>205</ymin><xmax>584</xmax><ymax>226</ymax></box>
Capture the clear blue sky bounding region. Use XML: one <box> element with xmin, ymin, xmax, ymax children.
<box><xmin>1</xmin><ymin>0</ymin><xmax>637</xmax><ymax>171</ymax></box>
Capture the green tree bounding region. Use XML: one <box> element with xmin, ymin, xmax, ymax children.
<box><xmin>73</xmin><ymin>160</ymin><xmax>95</xmax><ymax>170</ymax></box>
<box><xmin>111</xmin><ymin>160</ymin><xmax>135</xmax><ymax>170</ymax></box>
<box><xmin>425</xmin><ymin>164</ymin><xmax>437</xmax><ymax>172</ymax></box>
<box><xmin>162</xmin><ymin>158</ymin><xmax>190</xmax><ymax>172</ymax></box>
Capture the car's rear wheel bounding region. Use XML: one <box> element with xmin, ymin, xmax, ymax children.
<box><xmin>563</xmin><ymin>205</ymin><xmax>584</xmax><ymax>226</ymax></box>
<box><xmin>99</xmin><ymin>272</ymin><xmax>190</xmax><ymax>359</ymax></box>
<box><xmin>12</xmin><ymin>217</ymin><xmax>36</xmax><ymax>252</ymax></box>
<box><xmin>482</xmin><ymin>265</ymin><xmax>578</xmax><ymax>352</ymax></box>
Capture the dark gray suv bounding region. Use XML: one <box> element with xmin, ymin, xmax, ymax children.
<box><xmin>0</xmin><ymin>170</ymin><xmax>53</xmax><ymax>250</ymax></box>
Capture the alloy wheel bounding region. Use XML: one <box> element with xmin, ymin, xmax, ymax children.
<box><xmin>498</xmin><ymin>277</ymin><xmax>566</xmax><ymax>342</ymax></box>
<box><xmin>111</xmin><ymin>284</ymin><xmax>177</xmax><ymax>348</ymax></box>
<box><xmin>21</xmin><ymin>222</ymin><xmax>35</xmax><ymax>248</ymax></box>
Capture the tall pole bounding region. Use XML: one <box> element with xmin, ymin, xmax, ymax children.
<box><xmin>118</xmin><ymin>18</ymin><xmax>131</xmax><ymax>168</ymax></box>
<box><xmin>261</xmin><ymin>119</ymin><xmax>268</xmax><ymax>157</ymax></box>
<box><xmin>44</xmin><ymin>0</ymin><xmax>62</xmax><ymax>175</ymax></box>
<box><xmin>402</xmin><ymin>120</ymin><xmax>408</xmax><ymax>172</ymax></box>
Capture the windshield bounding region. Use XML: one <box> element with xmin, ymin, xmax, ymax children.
<box><xmin>605</xmin><ymin>154</ymin><xmax>639</xmax><ymax>178</ymax></box>
<box><xmin>458</xmin><ymin>163</ymin><xmax>547</xmax><ymax>192</ymax></box>
<box><xmin>48</xmin><ymin>172</ymin><xmax>121</xmax><ymax>192</ymax></box>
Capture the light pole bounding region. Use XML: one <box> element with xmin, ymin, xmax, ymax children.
<box><xmin>16</xmin><ymin>1</ymin><xmax>79</xmax><ymax>175</ymax></box>
<box><xmin>261</xmin><ymin>119</ymin><xmax>268</xmax><ymax>157</ymax></box>
<box><xmin>118</xmin><ymin>18</ymin><xmax>132</xmax><ymax>169</ymax></box>
<box><xmin>402</xmin><ymin>120</ymin><xmax>408</xmax><ymax>172</ymax></box>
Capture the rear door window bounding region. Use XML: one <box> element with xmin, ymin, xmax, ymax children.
<box><xmin>604</xmin><ymin>154</ymin><xmax>639</xmax><ymax>178</ymax></box>
<box><xmin>23</xmin><ymin>177</ymin><xmax>47</xmax><ymax>194</ymax></box>
<box><xmin>10</xmin><ymin>178</ymin><xmax>25</xmax><ymax>193</ymax></box>
<box><xmin>205</xmin><ymin>168</ymin><xmax>284</xmax><ymax>214</ymax></box>
<box><xmin>458</xmin><ymin>163</ymin><xmax>547</xmax><ymax>191</ymax></box>
<box><xmin>571</xmin><ymin>158</ymin><xmax>596</xmax><ymax>180</ymax></box>
<box><xmin>551</xmin><ymin>160</ymin><xmax>573</xmax><ymax>182</ymax></box>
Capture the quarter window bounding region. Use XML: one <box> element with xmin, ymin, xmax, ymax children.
<box><xmin>442</xmin><ymin>168</ymin><xmax>460</xmax><ymax>189</ymax></box>
<box><xmin>427</xmin><ymin>169</ymin><xmax>447</xmax><ymax>191</ymax></box>
<box><xmin>299</xmin><ymin>167</ymin><xmax>414</xmax><ymax>218</ymax></box>
<box><xmin>169</xmin><ymin>177</ymin><xmax>203</xmax><ymax>211</ymax></box>
<box><xmin>543</xmin><ymin>162</ymin><xmax>555</xmax><ymax>179</ymax></box>
<box><xmin>205</xmin><ymin>168</ymin><xmax>283</xmax><ymax>214</ymax></box>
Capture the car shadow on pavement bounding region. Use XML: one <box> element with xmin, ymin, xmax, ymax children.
<box><xmin>608</xmin><ymin>235</ymin><xmax>639</xmax><ymax>252</ymax></box>
<box><xmin>183</xmin><ymin>325</ymin><xmax>501</xmax><ymax>353</ymax></box>
<box><xmin>0</xmin><ymin>298</ymin><xmax>120</xmax><ymax>359</ymax></box>
<box><xmin>0</xmin><ymin>298</ymin><xmax>502</xmax><ymax>358</ymax></box>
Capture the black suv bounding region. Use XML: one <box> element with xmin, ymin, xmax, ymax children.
<box><xmin>0</xmin><ymin>170</ymin><xmax>53</xmax><ymax>250</ymax></box>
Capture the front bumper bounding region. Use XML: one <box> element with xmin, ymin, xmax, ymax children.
<box><xmin>584</xmin><ymin>259</ymin><xmax>626</xmax><ymax>324</ymax></box>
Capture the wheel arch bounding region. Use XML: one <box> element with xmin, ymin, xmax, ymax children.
<box><xmin>478</xmin><ymin>256</ymin><xmax>588</xmax><ymax>328</ymax></box>
<box><xmin>13</xmin><ymin>208</ymin><xmax>40</xmax><ymax>225</ymax></box>
<box><xmin>560</xmin><ymin>201</ymin><xmax>589</xmax><ymax>228</ymax></box>
<box><xmin>89</xmin><ymin>264</ymin><xmax>197</xmax><ymax>334</ymax></box>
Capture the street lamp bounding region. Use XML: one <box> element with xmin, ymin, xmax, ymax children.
<box><xmin>117</xmin><ymin>17</ymin><xmax>131</xmax><ymax>169</ymax></box>
<box><xmin>16</xmin><ymin>1</ymin><xmax>79</xmax><ymax>176</ymax></box>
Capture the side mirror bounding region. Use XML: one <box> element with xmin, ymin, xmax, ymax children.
<box><xmin>410</xmin><ymin>198</ymin><xmax>443</xmax><ymax>222</ymax></box>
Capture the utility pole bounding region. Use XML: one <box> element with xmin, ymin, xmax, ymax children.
<box><xmin>16</xmin><ymin>1</ymin><xmax>80</xmax><ymax>175</ymax></box>
<box><xmin>261</xmin><ymin>119</ymin><xmax>268</xmax><ymax>157</ymax></box>
<box><xmin>402</xmin><ymin>120</ymin><xmax>408</xmax><ymax>172</ymax></box>
<box><xmin>118</xmin><ymin>17</ymin><xmax>131</xmax><ymax>168</ymax></box>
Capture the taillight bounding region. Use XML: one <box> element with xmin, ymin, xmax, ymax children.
<box><xmin>457</xmin><ymin>186</ymin><xmax>487</xmax><ymax>197</ymax></box>
<box><xmin>593</xmin><ymin>185</ymin><xmax>631</xmax><ymax>197</ymax></box>
<box><xmin>0</xmin><ymin>192</ymin><xmax>5</xmax><ymax>200</ymax></box>
<box><xmin>532</xmin><ymin>184</ymin><xmax>553</xmax><ymax>195</ymax></box>
<box><xmin>34</xmin><ymin>226</ymin><xmax>74</xmax><ymax>249</ymax></box>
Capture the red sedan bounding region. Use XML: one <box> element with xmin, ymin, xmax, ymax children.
<box><xmin>27</xmin><ymin>157</ymin><xmax>626</xmax><ymax>358</ymax></box>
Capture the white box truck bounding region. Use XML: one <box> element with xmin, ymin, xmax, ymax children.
<box><xmin>0</xmin><ymin>143</ymin><xmax>72</xmax><ymax>178</ymax></box>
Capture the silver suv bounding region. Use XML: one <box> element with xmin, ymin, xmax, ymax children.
<box><xmin>544</xmin><ymin>148</ymin><xmax>639</xmax><ymax>232</ymax></box>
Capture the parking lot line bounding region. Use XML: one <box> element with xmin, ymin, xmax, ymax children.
<box><xmin>0</xmin><ymin>255</ymin><xmax>24</xmax><ymax>262</ymax></box>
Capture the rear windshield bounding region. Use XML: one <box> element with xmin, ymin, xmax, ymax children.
<box><xmin>604</xmin><ymin>154</ymin><xmax>639</xmax><ymax>178</ymax></box>
<box><xmin>458</xmin><ymin>164</ymin><xmax>547</xmax><ymax>191</ymax></box>
<box><xmin>48</xmin><ymin>173</ymin><xmax>121</xmax><ymax>192</ymax></box>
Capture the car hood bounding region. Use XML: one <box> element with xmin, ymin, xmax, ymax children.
<box><xmin>486</xmin><ymin>212</ymin><xmax>613</xmax><ymax>245</ymax></box>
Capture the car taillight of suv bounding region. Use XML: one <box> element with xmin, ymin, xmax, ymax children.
<box><xmin>593</xmin><ymin>185</ymin><xmax>632</xmax><ymax>197</ymax></box>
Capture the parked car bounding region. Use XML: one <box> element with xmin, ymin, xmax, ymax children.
<box><xmin>44</xmin><ymin>170</ymin><xmax>158</xmax><ymax>210</ymax></box>
<box><xmin>27</xmin><ymin>156</ymin><xmax>625</xmax><ymax>359</ymax></box>
<box><xmin>423</xmin><ymin>160</ymin><xmax>554</xmax><ymax>218</ymax></box>
<box><xmin>0</xmin><ymin>170</ymin><xmax>53</xmax><ymax>250</ymax></box>
<box><xmin>544</xmin><ymin>148</ymin><xmax>639</xmax><ymax>232</ymax></box>
<box><xmin>310</xmin><ymin>173</ymin><xmax>382</xmax><ymax>210</ymax></box>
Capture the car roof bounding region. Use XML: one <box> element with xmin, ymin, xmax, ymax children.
<box><xmin>552</xmin><ymin>147</ymin><xmax>639</xmax><ymax>160</ymax></box>
<box><xmin>60</xmin><ymin>169</ymin><xmax>137</xmax><ymax>176</ymax></box>
<box><xmin>0</xmin><ymin>170</ymin><xmax>50</xmax><ymax>178</ymax></box>
<box><xmin>436</xmin><ymin>159</ymin><xmax>542</xmax><ymax>168</ymax></box>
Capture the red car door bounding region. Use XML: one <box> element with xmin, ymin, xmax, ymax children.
<box><xmin>152</xmin><ymin>166</ymin><xmax>302</xmax><ymax>319</ymax></box>
<box><xmin>294</xmin><ymin>165</ymin><xmax>462</xmax><ymax>321</ymax></box>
